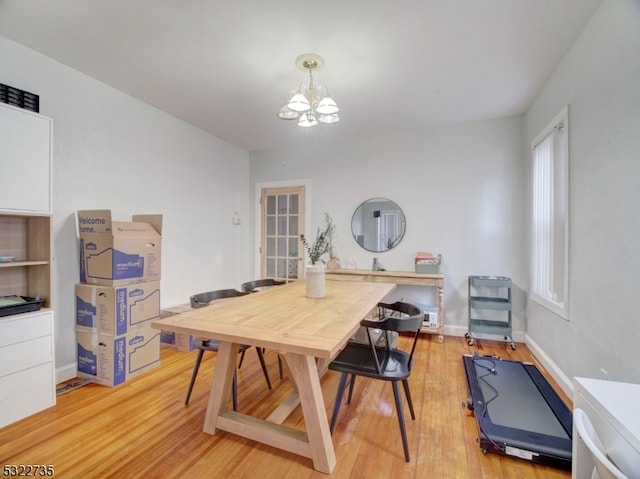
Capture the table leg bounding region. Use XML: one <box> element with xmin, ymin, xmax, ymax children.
<box><xmin>203</xmin><ymin>341</ymin><xmax>239</xmax><ymax>435</ymax></box>
<box><xmin>283</xmin><ymin>352</ymin><xmax>336</xmax><ymax>474</ymax></box>
<box><xmin>266</xmin><ymin>357</ymin><xmax>329</xmax><ymax>425</ymax></box>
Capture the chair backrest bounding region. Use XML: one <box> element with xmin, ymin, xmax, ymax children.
<box><xmin>573</xmin><ymin>408</ymin><xmax>629</xmax><ymax>479</ymax></box>
<box><xmin>369</xmin><ymin>301</ymin><xmax>424</xmax><ymax>333</ymax></box>
<box><xmin>240</xmin><ymin>278</ymin><xmax>286</xmax><ymax>293</ymax></box>
<box><xmin>190</xmin><ymin>288</ymin><xmax>248</xmax><ymax>309</ymax></box>
<box><xmin>361</xmin><ymin>301</ymin><xmax>424</xmax><ymax>374</ymax></box>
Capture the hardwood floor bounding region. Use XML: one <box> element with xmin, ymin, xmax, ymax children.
<box><xmin>0</xmin><ymin>336</ymin><xmax>572</xmax><ymax>478</ymax></box>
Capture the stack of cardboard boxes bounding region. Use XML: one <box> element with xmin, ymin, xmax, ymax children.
<box><xmin>75</xmin><ymin>210</ymin><xmax>163</xmax><ymax>387</ymax></box>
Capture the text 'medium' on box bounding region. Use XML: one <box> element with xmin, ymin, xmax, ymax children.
<box><xmin>77</xmin><ymin>210</ymin><xmax>162</xmax><ymax>286</ymax></box>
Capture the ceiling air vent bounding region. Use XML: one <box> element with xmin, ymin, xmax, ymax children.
<box><xmin>0</xmin><ymin>83</ymin><xmax>40</xmax><ymax>113</ymax></box>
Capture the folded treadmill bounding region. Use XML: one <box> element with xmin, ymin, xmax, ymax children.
<box><xmin>463</xmin><ymin>354</ymin><xmax>572</xmax><ymax>470</ymax></box>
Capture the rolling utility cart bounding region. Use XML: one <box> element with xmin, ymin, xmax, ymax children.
<box><xmin>466</xmin><ymin>276</ymin><xmax>515</xmax><ymax>350</ymax></box>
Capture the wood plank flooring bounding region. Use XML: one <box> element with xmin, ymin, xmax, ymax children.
<box><xmin>0</xmin><ymin>336</ymin><xmax>573</xmax><ymax>478</ymax></box>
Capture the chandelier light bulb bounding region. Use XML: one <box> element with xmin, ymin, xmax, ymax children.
<box><xmin>278</xmin><ymin>105</ymin><xmax>298</xmax><ymax>120</ymax></box>
<box><xmin>298</xmin><ymin>111</ymin><xmax>318</xmax><ymax>127</ymax></box>
<box><xmin>318</xmin><ymin>113</ymin><xmax>340</xmax><ymax>124</ymax></box>
<box><xmin>287</xmin><ymin>92</ymin><xmax>311</xmax><ymax>112</ymax></box>
<box><xmin>316</xmin><ymin>96</ymin><xmax>339</xmax><ymax>115</ymax></box>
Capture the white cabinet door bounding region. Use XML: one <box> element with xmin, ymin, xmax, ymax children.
<box><xmin>0</xmin><ymin>103</ymin><xmax>52</xmax><ymax>213</ymax></box>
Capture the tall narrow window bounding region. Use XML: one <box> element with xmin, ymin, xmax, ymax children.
<box><xmin>531</xmin><ymin>106</ymin><xmax>569</xmax><ymax>319</ymax></box>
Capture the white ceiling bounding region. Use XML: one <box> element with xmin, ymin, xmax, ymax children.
<box><xmin>0</xmin><ymin>0</ymin><xmax>602</xmax><ymax>152</ymax></box>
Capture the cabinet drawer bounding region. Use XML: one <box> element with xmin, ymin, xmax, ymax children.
<box><xmin>0</xmin><ymin>335</ymin><xmax>53</xmax><ymax>377</ymax></box>
<box><xmin>0</xmin><ymin>310</ymin><xmax>52</xmax><ymax>347</ymax></box>
<box><xmin>0</xmin><ymin>362</ymin><xmax>55</xmax><ymax>428</ymax></box>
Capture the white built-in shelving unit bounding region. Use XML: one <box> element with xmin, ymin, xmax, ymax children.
<box><xmin>0</xmin><ymin>102</ymin><xmax>55</xmax><ymax>428</ymax></box>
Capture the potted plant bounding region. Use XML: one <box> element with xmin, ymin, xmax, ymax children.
<box><xmin>301</xmin><ymin>213</ymin><xmax>335</xmax><ymax>265</ymax></box>
<box><xmin>300</xmin><ymin>213</ymin><xmax>335</xmax><ymax>297</ymax></box>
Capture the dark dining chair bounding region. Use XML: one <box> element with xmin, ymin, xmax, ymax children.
<box><xmin>240</xmin><ymin>278</ymin><xmax>286</xmax><ymax>293</ymax></box>
<box><xmin>184</xmin><ymin>288</ymin><xmax>272</xmax><ymax>409</ymax></box>
<box><xmin>328</xmin><ymin>301</ymin><xmax>424</xmax><ymax>462</ymax></box>
<box><xmin>240</xmin><ymin>278</ymin><xmax>287</xmax><ymax>378</ymax></box>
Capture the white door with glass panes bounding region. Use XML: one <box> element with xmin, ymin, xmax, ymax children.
<box><xmin>260</xmin><ymin>186</ymin><xmax>305</xmax><ymax>281</ymax></box>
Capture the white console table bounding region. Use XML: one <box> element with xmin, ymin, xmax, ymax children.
<box><xmin>572</xmin><ymin>376</ymin><xmax>640</xmax><ymax>478</ymax></box>
<box><xmin>325</xmin><ymin>269</ymin><xmax>444</xmax><ymax>342</ymax></box>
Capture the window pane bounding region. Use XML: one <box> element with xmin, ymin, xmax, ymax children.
<box><xmin>267</xmin><ymin>195</ymin><xmax>276</xmax><ymax>215</ymax></box>
<box><xmin>277</xmin><ymin>237</ymin><xmax>286</xmax><ymax>257</ymax></box>
<box><xmin>278</xmin><ymin>215</ymin><xmax>287</xmax><ymax>236</ymax></box>
<box><xmin>278</xmin><ymin>195</ymin><xmax>288</xmax><ymax>214</ymax></box>
<box><xmin>266</xmin><ymin>237</ymin><xmax>275</xmax><ymax>256</ymax></box>
<box><xmin>267</xmin><ymin>216</ymin><xmax>276</xmax><ymax>235</ymax></box>
<box><xmin>266</xmin><ymin>258</ymin><xmax>276</xmax><ymax>277</ymax></box>
<box><xmin>290</xmin><ymin>194</ymin><xmax>299</xmax><ymax>214</ymax></box>
<box><xmin>289</xmin><ymin>215</ymin><xmax>298</xmax><ymax>236</ymax></box>
<box><xmin>288</xmin><ymin>237</ymin><xmax>298</xmax><ymax>258</ymax></box>
<box><xmin>276</xmin><ymin>258</ymin><xmax>286</xmax><ymax>278</ymax></box>
<box><xmin>288</xmin><ymin>259</ymin><xmax>298</xmax><ymax>279</ymax></box>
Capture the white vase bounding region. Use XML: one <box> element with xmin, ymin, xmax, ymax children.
<box><xmin>305</xmin><ymin>262</ymin><xmax>326</xmax><ymax>298</ymax></box>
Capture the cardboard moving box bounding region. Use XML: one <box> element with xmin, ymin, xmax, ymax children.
<box><xmin>76</xmin><ymin>282</ymin><xmax>161</xmax><ymax>336</ymax></box>
<box><xmin>76</xmin><ymin>327</ymin><xmax>161</xmax><ymax>387</ymax></box>
<box><xmin>159</xmin><ymin>330</ymin><xmax>196</xmax><ymax>353</ymax></box>
<box><xmin>77</xmin><ymin>210</ymin><xmax>162</xmax><ymax>286</ymax></box>
<box><xmin>159</xmin><ymin>305</ymin><xmax>196</xmax><ymax>352</ymax></box>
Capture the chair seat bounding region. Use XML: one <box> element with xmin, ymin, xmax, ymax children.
<box><xmin>329</xmin><ymin>343</ymin><xmax>412</xmax><ymax>381</ymax></box>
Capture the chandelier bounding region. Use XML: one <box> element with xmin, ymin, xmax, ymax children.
<box><xmin>277</xmin><ymin>54</ymin><xmax>340</xmax><ymax>127</ymax></box>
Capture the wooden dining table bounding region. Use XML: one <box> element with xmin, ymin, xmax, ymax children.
<box><xmin>151</xmin><ymin>278</ymin><xmax>395</xmax><ymax>474</ymax></box>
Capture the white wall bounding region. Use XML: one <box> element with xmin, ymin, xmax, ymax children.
<box><xmin>250</xmin><ymin>117</ymin><xmax>527</xmax><ymax>337</ymax></box>
<box><xmin>524</xmin><ymin>0</ymin><xmax>640</xmax><ymax>388</ymax></box>
<box><xmin>1</xmin><ymin>35</ymin><xmax>253</xmax><ymax>381</ymax></box>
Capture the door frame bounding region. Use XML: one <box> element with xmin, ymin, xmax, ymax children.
<box><xmin>254</xmin><ymin>178</ymin><xmax>312</xmax><ymax>279</ymax></box>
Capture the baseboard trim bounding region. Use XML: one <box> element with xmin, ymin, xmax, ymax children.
<box><xmin>444</xmin><ymin>324</ymin><xmax>525</xmax><ymax>343</ymax></box>
<box><xmin>56</xmin><ymin>362</ymin><xmax>77</xmax><ymax>385</ymax></box>
<box><xmin>524</xmin><ymin>334</ymin><xmax>573</xmax><ymax>399</ymax></box>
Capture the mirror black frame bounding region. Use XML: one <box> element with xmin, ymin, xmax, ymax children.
<box><xmin>351</xmin><ymin>197</ymin><xmax>406</xmax><ymax>253</ymax></box>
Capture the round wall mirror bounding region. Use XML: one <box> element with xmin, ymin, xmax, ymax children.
<box><xmin>351</xmin><ymin>197</ymin><xmax>406</xmax><ymax>252</ymax></box>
